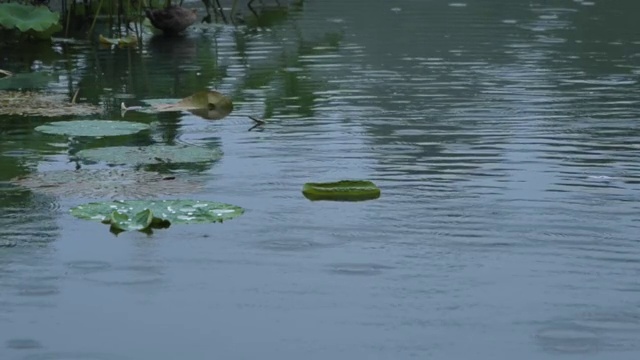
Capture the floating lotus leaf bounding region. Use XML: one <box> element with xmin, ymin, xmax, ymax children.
<box><xmin>123</xmin><ymin>91</ymin><xmax>233</xmax><ymax>120</ymax></box>
<box><xmin>0</xmin><ymin>3</ymin><xmax>62</xmax><ymax>39</ymax></box>
<box><xmin>302</xmin><ymin>180</ymin><xmax>381</xmax><ymax>202</ymax></box>
<box><xmin>11</xmin><ymin>168</ymin><xmax>204</xmax><ymax>199</ymax></box>
<box><xmin>75</xmin><ymin>144</ymin><xmax>223</xmax><ymax>166</ymax></box>
<box><xmin>71</xmin><ymin>199</ymin><xmax>245</xmax><ymax>224</ymax></box>
<box><xmin>109</xmin><ymin>209</ymin><xmax>153</xmax><ymax>231</ymax></box>
<box><xmin>35</xmin><ymin>120</ymin><xmax>149</xmax><ymax>137</ymax></box>
<box><xmin>0</xmin><ymin>90</ymin><xmax>101</xmax><ymax>117</ymax></box>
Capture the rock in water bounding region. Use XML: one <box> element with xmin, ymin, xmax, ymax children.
<box><xmin>145</xmin><ymin>6</ymin><xmax>198</xmax><ymax>36</ymax></box>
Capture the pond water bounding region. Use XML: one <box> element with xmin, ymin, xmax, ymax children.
<box><xmin>2</xmin><ymin>0</ymin><xmax>640</xmax><ymax>359</ymax></box>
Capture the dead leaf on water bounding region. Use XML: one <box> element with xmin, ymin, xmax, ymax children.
<box><xmin>122</xmin><ymin>91</ymin><xmax>233</xmax><ymax>120</ymax></box>
<box><xmin>99</xmin><ymin>34</ymin><xmax>138</xmax><ymax>47</ymax></box>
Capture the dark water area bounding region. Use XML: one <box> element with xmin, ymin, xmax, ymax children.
<box><xmin>2</xmin><ymin>0</ymin><xmax>640</xmax><ymax>359</ymax></box>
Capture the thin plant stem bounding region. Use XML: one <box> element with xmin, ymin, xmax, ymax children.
<box><xmin>88</xmin><ymin>0</ymin><xmax>105</xmax><ymax>38</ymax></box>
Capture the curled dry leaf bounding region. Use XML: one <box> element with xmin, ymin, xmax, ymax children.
<box><xmin>99</xmin><ymin>34</ymin><xmax>138</xmax><ymax>47</ymax></box>
<box><xmin>122</xmin><ymin>91</ymin><xmax>233</xmax><ymax>120</ymax></box>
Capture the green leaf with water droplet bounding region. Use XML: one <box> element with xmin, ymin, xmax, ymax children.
<box><xmin>70</xmin><ymin>199</ymin><xmax>244</xmax><ymax>225</ymax></box>
<box><xmin>302</xmin><ymin>180</ymin><xmax>381</xmax><ymax>202</ymax></box>
<box><xmin>108</xmin><ymin>209</ymin><xmax>154</xmax><ymax>231</ymax></box>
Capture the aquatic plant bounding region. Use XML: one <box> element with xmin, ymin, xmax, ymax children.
<box><xmin>302</xmin><ymin>180</ymin><xmax>381</xmax><ymax>202</ymax></box>
<box><xmin>0</xmin><ymin>3</ymin><xmax>62</xmax><ymax>40</ymax></box>
<box><xmin>70</xmin><ymin>199</ymin><xmax>245</xmax><ymax>233</ymax></box>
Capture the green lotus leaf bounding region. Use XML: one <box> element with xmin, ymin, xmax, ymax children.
<box><xmin>109</xmin><ymin>209</ymin><xmax>153</xmax><ymax>231</ymax></box>
<box><xmin>70</xmin><ymin>199</ymin><xmax>245</xmax><ymax>224</ymax></box>
<box><xmin>35</xmin><ymin>120</ymin><xmax>149</xmax><ymax>137</ymax></box>
<box><xmin>302</xmin><ymin>180</ymin><xmax>381</xmax><ymax>202</ymax></box>
<box><xmin>75</xmin><ymin>144</ymin><xmax>223</xmax><ymax>166</ymax></box>
<box><xmin>0</xmin><ymin>3</ymin><xmax>62</xmax><ymax>38</ymax></box>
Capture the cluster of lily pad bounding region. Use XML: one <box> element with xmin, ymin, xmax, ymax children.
<box><xmin>4</xmin><ymin>84</ymin><xmax>381</xmax><ymax>234</ymax></box>
<box><xmin>72</xmin><ymin>199</ymin><xmax>245</xmax><ymax>234</ymax></box>
<box><xmin>4</xmin><ymin>89</ymin><xmax>243</xmax><ymax>234</ymax></box>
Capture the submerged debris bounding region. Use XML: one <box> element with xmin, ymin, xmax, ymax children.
<box><xmin>0</xmin><ymin>69</ymin><xmax>13</xmax><ymax>78</ymax></box>
<box><xmin>0</xmin><ymin>90</ymin><xmax>102</xmax><ymax>117</ymax></box>
<box><xmin>11</xmin><ymin>168</ymin><xmax>205</xmax><ymax>199</ymax></box>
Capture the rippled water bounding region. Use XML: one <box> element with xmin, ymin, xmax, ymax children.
<box><xmin>2</xmin><ymin>0</ymin><xmax>640</xmax><ymax>359</ymax></box>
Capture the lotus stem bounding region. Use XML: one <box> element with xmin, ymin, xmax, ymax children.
<box><xmin>88</xmin><ymin>0</ymin><xmax>105</xmax><ymax>38</ymax></box>
<box><xmin>247</xmin><ymin>116</ymin><xmax>266</xmax><ymax>131</ymax></box>
<box><xmin>230</xmin><ymin>0</ymin><xmax>239</xmax><ymax>22</ymax></box>
<box><xmin>71</xmin><ymin>88</ymin><xmax>81</xmax><ymax>104</ymax></box>
<box><xmin>64</xmin><ymin>0</ymin><xmax>73</xmax><ymax>37</ymax></box>
<box><xmin>248</xmin><ymin>116</ymin><xmax>265</xmax><ymax>125</ymax></box>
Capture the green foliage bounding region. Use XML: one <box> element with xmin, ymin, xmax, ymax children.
<box><xmin>0</xmin><ymin>3</ymin><xmax>62</xmax><ymax>40</ymax></box>
<box><xmin>71</xmin><ymin>199</ymin><xmax>245</xmax><ymax>227</ymax></box>
<box><xmin>302</xmin><ymin>180</ymin><xmax>381</xmax><ymax>202</ymax></box>
<box><xmin>107</xmin><ymin>209</ymin><xmax>155</xmax><ymax>232</ymax></box>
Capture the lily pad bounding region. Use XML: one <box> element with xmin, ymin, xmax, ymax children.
<box><xmin>0</xmin><ymin>3</ymin><xmax>62</xmax><ymax>39</ymax></box>
<box><xmin>0</xmin><ymin>90</ymin><xmax>101</xmax><ymax>117</ymax></box>
<box><xmin>70</xmin><ymin>199</ymin><xmax>245</xmax><ymax>224</ymax></box>
<box><xmin>123</xmin><ymin>91</ymin><xmax>233</xmax><ymax>120</ymax></box>
<box><xmin>302</xmin><ymin>180</ymin><xmax>381</xmax><ymax>202</ymax></box>
<box><xmin>35</xmin><ymin>120</ymin><xmax>149</xmax><ymax>137</ymax></box>
<box><xmin>11</xmin><ymin>169</ymin><xmax>204</xmax><ymax>199</ymax></box>
<box><xmin>75</xmin><ymin>144</ymin><xmax>223</xmax><ymax>166</ymax></box>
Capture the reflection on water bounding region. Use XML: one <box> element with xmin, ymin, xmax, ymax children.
<box><xmin>1</xmin><ymin>0</ymin><xmax>640</xmax><ymax>359</ymax></box>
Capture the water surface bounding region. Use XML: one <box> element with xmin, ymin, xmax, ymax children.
<box><xmin>1</xmin><ymin>0</ymin><xmax>640</xmax><ymax>359</ymax></box>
